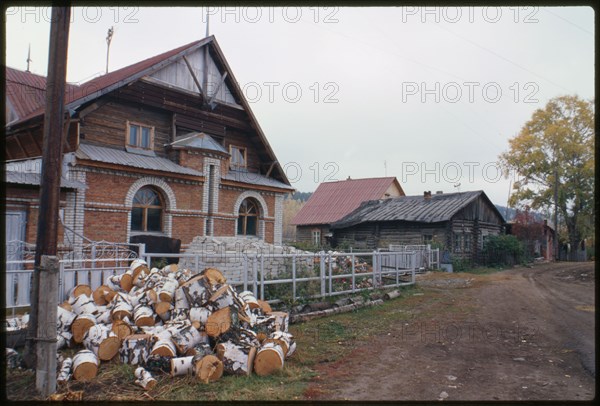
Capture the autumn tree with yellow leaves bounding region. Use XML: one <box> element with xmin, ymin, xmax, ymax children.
<box><xmin>500</xmin><ymin>95</ymin><xmax>594</xmax><ymax>261</ymax></box>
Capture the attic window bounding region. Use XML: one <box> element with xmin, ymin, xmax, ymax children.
<box><xmin>230</xmin><ymin>145</ymin><xmax>247</xmax><ymax>169</ymax></box>
<box><xmin>127</xmin><ymin>121</ymin><xmax>154</xmax><ymax>150</ymax></box>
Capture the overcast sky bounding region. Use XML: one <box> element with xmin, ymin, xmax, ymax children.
<box><xmin>5</xmin><ymin>6</ymin><xmax>594</xmax><ymax>206</ymax></box>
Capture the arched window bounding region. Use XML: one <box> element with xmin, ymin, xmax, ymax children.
<box><xmin>131</xmin><ymin>187</ymin><xmax>163</xmax><ymax>232</ymax></box>
<box><xmin>237</xmin><ymin>198</ymin><xmax>259</xmax><ymax>236</ymax></box>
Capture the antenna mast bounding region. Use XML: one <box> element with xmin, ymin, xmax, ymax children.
<box><xmin>26</xmin><ymin>44</ymin><xmax>32</xmax><ymax>72</ymax></box>
<box><xmin>105</xmin><ymin>26</ymin><xmax>114</xmax><ymax>74</ymax></box>
<box><xmin>205</xmin><ymin>9</ymin><xmax>210</xmax><ymax>37</ymax></box>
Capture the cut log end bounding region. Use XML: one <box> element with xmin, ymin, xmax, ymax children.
<box><xmin>195</xmin><ymin>355</ymin><xmax>223</xmax><ymax>383</ymax></box>
<box><xmin>254</xmin><ymin>343</ymin><xmax>284</xmax><ymax>376</ymax></box>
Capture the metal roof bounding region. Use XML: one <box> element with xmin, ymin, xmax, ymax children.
<box><xmin>5</xmin><ymin>68</ymin><xmax>80</xmax><ymax>120</ymax></box>
<box><xmin>167</xmin><ymin>132</ymin><xmax>229</xmax><ymax>155</ymax></box>
<box><xmin>75</xmin><ymin>144</ymin><xmax>203</xmax><ymax>177</ymax></box>
<box><xmin>222</xmin><ymin>170</ymin><xmax>294</xmax><ymax>190</ymax></box>
<box><xmin>291</xmin><ymin>177</ymin><xmax>401</xmax><ymax>225</ymax></box>
<box><xmin>331</xmin><ymin>190</ymin><xmax>504</xmax><ymax>229</ymax></box>
<box><xmin>5</xmin><ymin>171</ymin><xmax>87</xmax><ymax>189</ymax></box>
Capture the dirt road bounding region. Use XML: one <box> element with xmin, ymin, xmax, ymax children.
<box><xmin>309</xmin><ymin>262</ymin><xmax>595</xmax><ymax>401</ymax></box>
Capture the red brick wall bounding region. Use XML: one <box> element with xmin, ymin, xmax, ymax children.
<box><xmin>178</xmin><ymin>151</ymin><xmax>204</xmax><ymax>173</ymax></box>
<box><xmin>264</xmin><ymin>221</ymin><xmax>274</xmax><ymax>243</ymax></box>
<box><xmin>214</xmin><ymin>218</ymin><xmax>236</xmax><ymax>236</ymax></box>
<box><xmin>172</xmin><ymin>215</ymin><xmax>204</xmax><ymax>246</ymax></box>
<box><xmin>84</xmin><ymin>210</ymin><xmax>129</xmax><ymax>242</ymax></box>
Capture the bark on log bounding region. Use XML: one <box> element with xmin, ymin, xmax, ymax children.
<box><xmin>157</xmin><ymin>278</ymin><xmax>179</xmax><ymax>303</ymax></box>
<box><xmin>70</xmin><ymin>294</ymin><xmax>97</xmax><ymax>316</ymax></box>
<box><xmin>171</xmin><ymin>324</ymin><xmax>206</xmax><ymax>355</ymax></box>
<box><xmin>105</xmin><ymin>274</ymin><xmax>124</xmax><ymax>293</ymax></box>
<box><xmin>194</xmin><ymin>354</ymin><xmax>223</xmax><ymax>383</ymax></box>
<box><xmin>57</xmin><ymin>357</ymin><xmax>72</xmax><ymax>383</ymax></box>
<box><xmin>268</xmin><ymin>311</ymin><xmax>289</xmax><ymax>333</ymax></box>
<box><xmin>151</xmin><ymin>338</ymin><xmax>177</xmax><ymax>358</ymax></box>
<box><xmin>134</xmin><ymin>304</ymin><xmax>156</xmax><ymax>327</ymax></box>
<box><xmin>120</xmin><ymin>334</ymin><xmax>153</xmax><ymax>365</ymax></box>
<box><xmin>253</xmin><ymin>342</ymin><xmax>285</xmax><ymax>376</ymax></box>
<box><xmin>71</xmin><ymin>313</ymin><xmax>97</xmax><ymax>344</ymax></box>
<box><xmin>205</xmin><ymin>284</ymin><xmax>238</xmax><ymax>312</ymax></box>
<box><xmin>290</xmin><ymin>299</ymin><xmax>384</xmax><ymax>323</ymax></box>
<box><xmin>216</xmin><ymin>341</ymin><xmax>256</xmax><ymax>376</ymax></box>
<box><xmin>57</xmin><ymin>305</ymin><xmax>76</xmax><ymax>332</ymax></box>
<box><xmin>134</xmin><ymin>367</ymin><xmax>157</xmax><ymax>390</ymax></box>
<box><xmin>68</xmin><ymin>284</ymin><xmax>92</xmax><ymax>301</ymax></box>
<box><xmin>57</xmin><ymin>331</ymin><xmax>73</xmax><ymax>350</ymax></box>
<box><xmin>92</xmin><ymin>285</ymin><xmax>114</xmax><ymax>306</ymax></box>
<box><xmin>83</xmin><ymin>324</ymin><xmax>120</xmax><ymax>361</ymax></box>
<box><xmin>239</xmin><ymin>291</ymin><xmax>260</xmax><ymax>309</ymax></box>
<box><xmin>72</xmin><ymin>349</ymin><xmax>99</xmax><ymax>381</ymax></box>
<box><xmin>383</xmin><ymin>290</ymin><xmax>401</xmax><ymax>300</ymax></box>
<box><xmin>181</xmin><ymin>276</ymin><xmax>211</xmax><ymax>307</ymax></box>
<box><xmin>189</xmin><ymin>306</ymin><xmax>211</xmax><ymax>330</ymax></box>
<box><xmin>264</xmin><ymin>331</ymin><xmax>296</xmax><ymax>358</ymax></box>
<box><xmin>95</xmin><ymin>305</ymin><xmax>112</xmax><ymax>325</ymax></box>
<box><xmin>111</xmin><ymin>292</ymin><xmax>133</xmax><ymax>321</ymax></box>
<box><xmin>170</xmin><ymin>355</ymin><xmax>194</xmax><ymax>376</ymax></box>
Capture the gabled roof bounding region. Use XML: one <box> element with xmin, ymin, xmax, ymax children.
<box><xmin>291</xmin><ymin>177</ymin><xmax>403</xmax><ymax>226</ymax></box>
<box><xmin>331</xmin><ymin>190</ymin><xmax>505</xmax><ymax>229</ymax></box>
<box><xmin>5</xmin><ymin>67</ymin><xmax>80</xmax><ymax>120</ymax></box>
<box><xmin>75</xmin><ymin>144</ymin><xmax>203</xmax><ymax>177</ymax></box>
<box><xmin>223</xmin><ymin>169</ymin><xmax>294</xmax><ymax>190</ymax></box>
<box><xmin>167</xmin><ymin>132</ymin><xmax>229</xmax><ymax>155</ymax></box>
<box><xmin>6</xmin><ymin>36</ymin><xmax>291</xmax><ymax>187</ymax></box>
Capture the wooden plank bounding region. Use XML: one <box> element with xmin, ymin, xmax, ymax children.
<box><xmin>182</xmin><ymin>55</ymin><xmax>204</xmax><ymax>97</ymax></box>
<box><xmin>208</xmin><ymin>71</ymin><xmax>228</xmax><ymax>106</ymax></box>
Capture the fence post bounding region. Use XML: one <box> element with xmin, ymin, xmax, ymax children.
<box><xmin>59</xmin><ymin>261</ymin><xmax>65</xmax><ymax>303</ymax></box>
<box><xmin>395</xmin><ymin>252</ymin><xmax>399</xmax><ymax>286</ymax></box>
<box><xmin>351</xmin><ymin>254</ymin><xmax>356</xmax><ymax>293</ymax></box>
<box><xmin>411</xmin><ymin>252</ymin><xmax>416</xmax><ymax>284</ymax></box>
<box><xmin>243</xmin><ymin>259</ymin><xmax>248</xmax><ymax>292</ymax></box>
<box><xmin>328</xmin><ymin>252</ymin><xmax>333</xmax><ymax>295</ymax></box>
<box><xmin>260</xmin><ymin>255</ymin><xmax>265</xmax><ymax>301</ymax></box>
<box><xmin>372</xmin><ymin>251</ymin><xmax>378</xmax><ymax>288</ymax></box>
<box><xmin>319</xmin><ymin>253</ymin><xmax>326</xmax><ymax>297</ymax></box>
<box><xmin>252</xmin><ymin>257</ymin><xmax>258</xmax><ymax>298</ymax></box>
<box><xmin>91</xmin><ymin>245</ymin><xmax>96</xmax><ymax>270</ymax></box>
<box><xmin>292</xmin><ymin>253</ymin><xmax>296</xmax><ymax>302</ymax></box>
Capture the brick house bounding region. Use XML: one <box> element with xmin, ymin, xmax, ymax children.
<box><xmin>4</xmin><ymin>36</ymin><xmax>293</xmax><ymax>255</ymax></box>
<box><xmin>291</xmin><ymin>177</ymin><xmax>404</xmax><ymax>246</ymax></box>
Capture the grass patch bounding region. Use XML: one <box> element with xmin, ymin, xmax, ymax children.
<box><xmin>5</xmin><ymin>285</ymin><xmax>430</xmax><ymax>401</ymax></box>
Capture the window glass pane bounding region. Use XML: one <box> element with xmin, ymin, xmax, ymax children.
<box><xmin>232</xmin><ymin>147</ymin><xmax>246</xmax><ymax>166</ymax></box>
<box><xmin>246</xmin><ymin>216</ymin><xmax>257</xmax><ymax>235</ymax></box>
<box><xmin>147</xmin><ymin>208</ymin><xmax>161</xmax><ymax>232</ymax></box>
<box><xmin>131</xmin><ymin>208</ymin><xmax>143</xmax><ymax>231</ymax></box>
<box><xmin>141</xmin><ymin>127</ymin><xmax>151</xmax><ymax>148</ymax></box>
<box><xmin>237</xmin><ymin>218</ymin><xmax>244</xmax><ymax>235</ymax></box>
<box><xmin>129</xmin><ymin>125</ymin><xmax>139</xmax><ymax>146</ymax></box>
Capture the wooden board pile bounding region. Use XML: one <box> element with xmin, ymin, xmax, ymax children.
<box><xmin>53</xmin><ymin>260</ymin><xmax>296</xmax><ymax>387</ymax></box>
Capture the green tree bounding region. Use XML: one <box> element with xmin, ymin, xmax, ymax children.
<box><xmin>499</xmin><ymin>95</ymin><xmax>594</xmax><ymax>261</ymax></box>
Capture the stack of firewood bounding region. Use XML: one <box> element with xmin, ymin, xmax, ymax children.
<box><xmin>53</xmin><ymin>260</ymin><xmax>296</xmax><ymax>387</ymax></box>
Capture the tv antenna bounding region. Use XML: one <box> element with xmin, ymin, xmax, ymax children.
<box><xmin>105</xmin><ymin>26</ymin><xmax>114</xmax><ymax>74</ymax></box>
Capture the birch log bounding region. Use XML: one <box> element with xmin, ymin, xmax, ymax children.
<box><xmin>157</xmin><ymin>277</ymin><xmax>179</xmax><ymax>302</ymax></box>
<box><xmin>253</xmin><ymin>342</ymin><xmax>285</xmax><ymax>376</ymax></box>
<box><xmin>189</xmin><ymin>306</ymin><xmax>211</xmax><ymax>330</ymax></box>
<box><xmin>134</xmin><ymin>367</ymin><xmax>157</xmax><ymax>390</ymax></box>
<box><xmin>200</xmin><ymin>267</ymin><xmax>227</xmax><ymax>287</ymax></box>
<box><xmin>72</xmin><ymin>349</ymin><xmax>99</xmax><ymax>381</ymax></box>
<box><xmin>239</xmin><ymin>291</ymin><xmax>260</xmax><ymax>310</ymax></box>
<box><xmin>171</xmin><ymin>324</ymin><xmax>205</xmax><ymax>355</ymax></box>
<box><xmin>111</xmin><ymin>292</ymin><xmax>133</xmax><ymax>321</ymax></box>
<box><xmin>68</xmin><ymin>284</ymin><xmax>92</xmax><ymax>301</ymax></box>
<box><xmin>111</xmin><ymin>318</ymin><xmax>134</xmax><ymax>340</ymax></box>
<box><xmin>57</xmin><ymin>305</ymin><xmax>76</xmax><ymax>332</ymax></box>
<box><xmin>83</xmin><ymin>324</ymin><xmax>121</xmax><ymax>361</ymax></box>
<box><xmin>134</xmin><ymin>304</ymin><xmax>156</xmax><ymax>327</ymax></box>
<box><xmin>57</xmin><ymin>357</ymin><xmax>72</xmax><ymax>383</ymax></box>
<box><xmin>120</xmin><ymin>334</ymin><xmax>153</xmax><ymax>365</ymax></box>
<box><xmin>150</xmin><ymin>338</ymin><xmax>177</xmax><ymax>358</ymax></box>
<box><xmin>92</xmin><ymin>285</ymin><xmax>114</xmax><ymax>306</ymax></box>
<box><xmin>216</xmin><ymin>341</ymin><xmax>256</xmax><ymax>376</ymax></box>
<box><xmin>71</xmin><ymin>313</ymin><xmax>97</xmax><ymax>344</ymax></box>
<box><xmin>57</xmin><ymin>331</ymin><xmax>73</xmax><ymax>350</ymax></box>
<box><xmin>263</xmin><ymin>331</ymin><xmax>296</xmax><ymax>358</ymax></box>
<box><xmin>170</xmin><ymin>355</ymin><xmax>195</xmax><ymax>376</ymax></box>
<box><xmin>194</xmin><ymin>354</ymin><xmax>223</xmax><ymax>383</ymax></box>
<box><xmin>181</xmin><ymin>275</ymin><xmax>211</xmax><ymax>307</ymax></box>
<box><xmin>206</xmin><ymin>306</ymin><xmax>239</xmax><ymax>338</ymax></box>
<box><xmin>70</xmin><ymin>294</ymin><xmax>97</xmax><ymax>316</ymax></box>
<box><xmin>268</xmin><ymin>311</ymin><xmax>289</xmax><ymax>332</ymax></box>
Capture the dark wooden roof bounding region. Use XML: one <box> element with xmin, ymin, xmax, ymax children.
<box><xmin>291</xmin><ymin>177</ymin><xmax>403</xmax><ymax>226</ymax></box>
<box><xmin>331</xmin><ymin>190</ymin><xmax>505</xmax><ymax>229</ymax></box>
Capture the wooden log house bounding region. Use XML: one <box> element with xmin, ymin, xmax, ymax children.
<box><xmin>5</xmin><ymin>36</ymin><xmax>294</xmax><ymax>253</ymax></box>
<box><xmin>330</xmin><ymin>190</ymin><xmax>505</xmax><ymax>263</ymax></box>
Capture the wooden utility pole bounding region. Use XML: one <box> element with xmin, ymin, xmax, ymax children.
<box><xmin>553</xmin><ymin>166</ymin><xmax>559</xmax><ymax>261</ymax></box>
<box><xmin>23</xmin><ymin>6</ymin><xmax>71</xmax><ymax>397</ymax></box>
